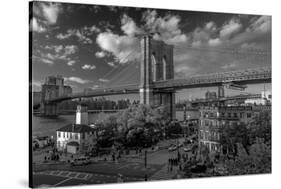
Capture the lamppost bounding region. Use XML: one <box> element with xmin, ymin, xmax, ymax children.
<box><xmin>144</xmin><ymin>149</ymin><xmax>148</xmax><ymax>181</ymax></box>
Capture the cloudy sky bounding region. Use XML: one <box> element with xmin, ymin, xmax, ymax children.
<box><xmin>30</xmin><ymin>1</ymin><xmax>271</xmax><ymax>101</ymax></box>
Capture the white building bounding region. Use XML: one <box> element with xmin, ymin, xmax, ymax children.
<box><xmin>56</xmin><ymin>105</ymin><xmax>97</xmax><ymax>154</ymax></box>
<box><xmin>245</xmin><ymin>91</ymin><xmax>272</xmax><ymax>105</ymax></box>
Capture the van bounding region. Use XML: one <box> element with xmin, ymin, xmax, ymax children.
<box><xmin>70</xmin><ymin>156</ymin><xmax>91</xmax><ymax>166</ymax></box>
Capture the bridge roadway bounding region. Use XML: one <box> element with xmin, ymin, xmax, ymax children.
<box><xmin>47</xmin><ymin>67</ymin><xmax>271</xmax><ymax>103</ymax></box>
<box><xmin>153</xmin><ymin>67</ymin><xmax>271</xmax><ymax>91</ymax></box>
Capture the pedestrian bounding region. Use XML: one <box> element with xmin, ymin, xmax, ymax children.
<box><xmin>117</xmin><ymin>174</ymin><xmax>123</xmax><ymax>183</ymax></box>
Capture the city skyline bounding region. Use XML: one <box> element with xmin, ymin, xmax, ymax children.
<box><xmin>31</xmin><ymin>1</ymin><xmax>271</xmax><ymax>98</ymax></box>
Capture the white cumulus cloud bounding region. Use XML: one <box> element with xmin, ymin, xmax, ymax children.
<box><xmin>82</xmin><ymin>64</ymin><xmax>96</xmax><ymax>70</ymax></box>
<box><xmin>40</xmin><ymin>2</ymin><xmax>62</xmax><ymax>24</ymax></box>
<box><xmin>30</xmin><ymin>18</ymin><xmax>46</xmax><ymax>33</ymax></box>
<box><xmin>95</xmin><ymin>51</ymin><xmax>106</xmax><ymax>58</ymax></box>
<box><xmin>65</xmin><ymin>77</ymin><xmax>90</xmax><ymax>84</ymax></box>
<box><xmin>220</xmin><ymin>18</ymin><xmax>242</xmax><ymax>39</ymax></box>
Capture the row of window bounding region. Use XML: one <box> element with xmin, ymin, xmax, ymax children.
<box><xmin>199</xmin><ymin>130</ymin><xmax>220</xmax><ymax>141</ymax></box>
<box><xmin>201</xmin><ymin>111</ymin><xmax>252</xmax><ymax>119</ymax></box>
<box><xmin>200</xmin><ymin>141</ymin><xmax>220</xmax><ymax>152</ymax></box>
<box><xmin>200</xmin><ymin>120</ymin><xmax>219</xmax><ymax>127</ymax></box>
<box><xmin>220</xmin><ymin>112</ymin><xmax>252</xmax><ymax>119</ymax></box>
<box><xmin>58</xmin><ymin>132</ymin><xmax>80</xmax><ymax>140</ymax></box>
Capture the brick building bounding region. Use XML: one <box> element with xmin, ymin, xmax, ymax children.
<box><xmin>198</xmin><ymin>106</ymin><xmax>255</xmax><ymax>153</ymax></box>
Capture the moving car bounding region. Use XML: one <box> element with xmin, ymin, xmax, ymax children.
<box><xmin>70</xmin><ymin>156</ymin><xmax>91</xmax><ymax>166</ymax></box>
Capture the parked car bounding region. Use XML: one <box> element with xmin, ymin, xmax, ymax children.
<box><xmin>183</xmin><ymin>147</ymin><xmax>192</xmax><ymax>152</ymax></box>
<box><xmin>71</xmin><ymin>156</ymin><xmax>91</xmax><ymax>166</ymax></box>
<box><xmin>168</xmin><ymin>145</ymin><xmax>178</xmax><ymax>152</ymax></box>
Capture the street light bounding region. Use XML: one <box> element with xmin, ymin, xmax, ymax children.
<box><xmin>144</xmin><ymin>149</ymin><xmax>148</xmax><ymax>181</ymax></box>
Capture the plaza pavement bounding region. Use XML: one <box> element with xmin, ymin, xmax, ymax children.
<box><xmin>32</xmin><ymin>138</ymin><xmax>193</xmax><ymax>185</ymax></box>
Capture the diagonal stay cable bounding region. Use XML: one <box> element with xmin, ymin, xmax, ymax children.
<box><xmin>107</xmin><ymin>61</ymin><xmax>138</xmax><ymax>87</ymax></box>
<box><xmin>100</xmin><ymin>49</ymin><xmax>138</xmax><ymax>81</ymax></box>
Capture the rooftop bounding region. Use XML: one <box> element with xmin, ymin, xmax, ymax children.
<box><xmin>57</xmin><ymin>124</ymin><xmax>96</xmax><ymax>133</ymax></box>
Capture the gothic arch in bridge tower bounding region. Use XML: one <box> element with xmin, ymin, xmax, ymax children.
<box><xmin>163</xmin><ymin>55</ymin><xmax>167</xmax><ymax>81</ymax></box>
<box><xmin>151</xmin><ymin>52</ymin><xmax>157</xmax><ymax>82</ymax></box>
<box><xmin>139</xmin><ymin>35</ymin><xmax>176</xmax><ymax>119</ymax></box>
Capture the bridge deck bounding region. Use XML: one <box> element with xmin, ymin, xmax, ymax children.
<box><xmin>47</xmin><ymin>67</ymin><xmax>271</xmax><ymax>102</ymax></box>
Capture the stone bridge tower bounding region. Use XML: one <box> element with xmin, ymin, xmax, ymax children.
<box><xmin>139</xmin><ymin>35</ymin><xmax>176</xmax><ymax>119</ymax></box>
<box><xmin>40</xmin><ymin>76</ymin><xmax>64</xmax><ymax>116</ymax></box>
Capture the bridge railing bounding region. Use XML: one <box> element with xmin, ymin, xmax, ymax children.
<box><xmin>154</xmin><ymin>67</ymin><xmax>271</xmax><ymax>89</ymax></box>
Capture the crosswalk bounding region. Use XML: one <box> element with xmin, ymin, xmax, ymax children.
<box><xmin>36</xmin><ymin>170</ymin><xmax>143</xmax><ymax>184</ymax></box>
<box><xmin>37</xmin><ymin>170</ymin><xmax>91</xmax><ymax>180</ymax></box>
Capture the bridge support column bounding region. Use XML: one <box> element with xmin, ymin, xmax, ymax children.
<box><xmin>160</xmin><ymin>92</ymin><xmax>176</xmax><ymax>120</ymax></box>
<box><xmin>139</xmin><ymin>88</ymin><xmax>154</xmax><ymax>105</ymax></box>
<box><xmin>218</xmin><ymin>86</ymin><xmax>225</xmax><ymax>98</ymax></box>
<box><xmin>40</xmin><ymin>102</ymin><xmax>58</xmax><ymax>116</ymax></box>
<box><xmin>139</xmin><ymin>89</ymin><xmax>175</xmax><ymax>120</ymax></box>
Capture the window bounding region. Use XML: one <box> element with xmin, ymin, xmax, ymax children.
<box><xmin>58</xmin><ymin>132</ymin><xmax>61</xmax><ymax>138</ymax></box>
<box><xmin>247</xmin><ymin>113</ymin><xmax>252</xmax><ymax>118</ymax></box>
<box><xmin>199</xmin><ymin>131</ymin><xmax>203</xmax><ymax>139</ymax></box>
<box><xmin>82</xmin><ymin>133</ymin><xmax>85</xmax><ymax>139</ymax></box>
<box><xmin>75</xmin><ymin>133</ymin><xmax>78</xmax><ymax>140</ymax></box>
<box><xmin>234</xmin><ymin>113</ymin><xmax>238</xmax><ymax>118</ymax></box>
<box><xmin>63</xmin><ymin>132</ymin><xmax>65</xmax><ymax>138</ymax></box>
<box><xmin>228</xmin><ymin>113</ymin><xmax>231</xmax><ymax>118</ymax></box>
<box><xmin>205</xmin><ymin>121</ymin><xmax>209</xmax><ymax>126</ymax></box>
<box><xmin>240</xmin><ymin>112</ymin><xmax>244</xmax><ymax>118</ymax></box>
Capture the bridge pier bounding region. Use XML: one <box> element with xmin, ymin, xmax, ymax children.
<box><xmin>40</xmin><ymin>102</ymin><xmax>58</xmax><ymax>116</ymax></box>
<box><xmin>139</xmin><ymin>35</ymin><xmax>176</xmax><ymax>120</ymax></box>
<box><xmin>139</xmin><ymin>89</ymin><xmax>176</xmax><ymax>120</ymax></box>
<box><xmin>218</xmin><ymin>85</ymin><xmax>225</xmax><ymax>98</ymax></box>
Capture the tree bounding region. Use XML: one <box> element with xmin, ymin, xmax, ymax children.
<box><xmin>223</xmin><ymin>142</ymin><xmax>271</xmax><ymax>175</ymax></box>
<box><xmin>219</xmin><ymin>122</ymin><xmax>249</xmax><ymax>155</ymax></box>
<box><xmin>248</xmin><ymin>111</ymin><xmax>271</xmax><ymax>146</ymax></box>
<box><xmin>165</xmin><ymin>121</ymin><xmax>183</xmax><ymax>138</ymax></box>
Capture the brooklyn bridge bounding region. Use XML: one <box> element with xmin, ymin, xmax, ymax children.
<box><xmin>38</xmin><ymin>35</ymin><xmax>271</xmax><ymax>118</ymax></box>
